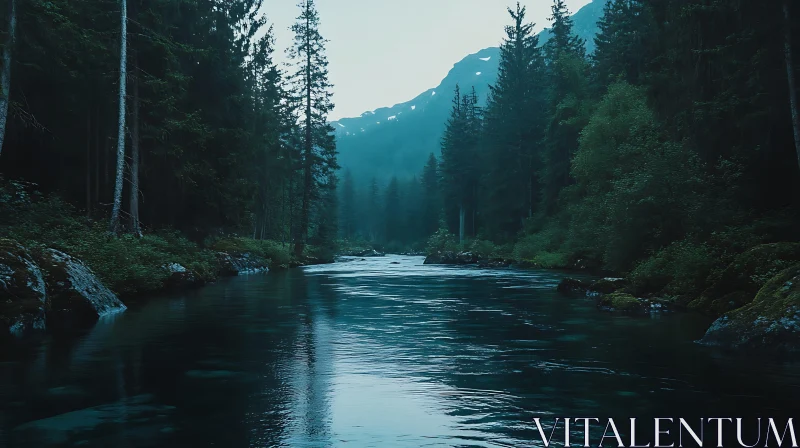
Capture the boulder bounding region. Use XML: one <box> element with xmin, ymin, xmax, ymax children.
<box><xmin>355</xmin><ymin>249</ymin><xmax>384</xmax><ymax>257</ymax></box>
<box><xmin>557</xmin><ymin>277</ymin><xmax>592</xmax><ymax>294</ymax></box>
<box><xmin>164</xmin><ymin>263</ymin><xmax>203</xmax><ymax>290</ymax></box>
<box><xmin>588</xmin><ymin>277</ymin><xmax>628</xmax><ymax>295</ymax></box>
<box><xmin>700</xmin><ymin>264</ymin><xmax>800</xmax><ymax>352</ymax></box>
<box><xmin>423</xmin><ymin>251</ymin><xmax>483</xmax><ymax>265</ymax></box>
<box><xmin>38</xmin><ymin>248</ymin><xmax>126</xmax><ymax>327</ymax></box>
<box><xmin>689</xmin><ymin>243</ymin><xmax>800</xmax><ymax>316</ymax></box>
<box><xmin>456</xmin><ymin>252</ymin><xmax>481</xmax><ymax>264</ymax></box>
<box><xmin>423</xmin><ymin>251</ymin><xmax>456</xmax><ymax>265</ymax></box>
<box><xmin>216</xmin><ymin>252</ymin><xmax>270</xmax><ymax>276</ymax></box>
<box><xmin>0</xmin><ymin>239</ymin><xmax>47</xmax><ymax>336</ymax></box>
<box><xmin>597</xmin><ymin>293</ymin><xmax>647</xmax><ymax>314</ymax></box>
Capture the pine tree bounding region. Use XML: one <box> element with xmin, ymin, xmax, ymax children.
<box><xmin>592</xmin><ymin>0</ymin><xmax>651</xmax><ymax>90</ymax></box>
<box><xmin>544</xmin><ymin>0</ymin><xmax>586</xmax><ymax>63</ymax></box>
<box><xmin>340</xmin><ymin>169</ymin><xmax>356</xmax><ymax>239</ymax></box>
<box><xmin>287</xmin><ymin>0</ymin><xmax>337</xmax><ymax>257</ymax></box>
<box><xmin>482</xmin><ymin>3</ymin><xmax>547</xmax><ymax>240</ymax></box>
<box><xmin>540</xmin><ymin>0</ymin><xmax>590</xmax><ymax>214</ymax></box>
<box><xmin>367</xmin><ymin>177</ymin><xmax>380</xmax><ymax>242</ymax></box>
<box><xmin>421</xmin><ymin>153</ymin><xmax>440</xmax><ymax>238</ymax></box>
<box><xmin>108</xmin><ymin>0</ymin><xmax>128</xmax><ymax>234</ymax></box>
<box><xmin>384</xmin><ymin>177</ymin><xmax>401</xmax><ymax>244</ymax></box>
<box><xmin>440</xmin><ymin>85</ymin><xmax>482</xmax><ymax>242</ymax></box>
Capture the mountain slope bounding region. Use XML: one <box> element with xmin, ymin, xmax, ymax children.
<box><xmin>333</xmin><ymin>0</ymin><xmax>608</xmax><ymax>185</ymax></box>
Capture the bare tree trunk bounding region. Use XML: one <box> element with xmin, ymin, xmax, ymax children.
<box><xmin>0</xmin><ymin>0</ymin><xmax>17</xmax><ymax>158</ymax></box>
<box><xmin>129</xmin><ymin>53</ymin><xmax>141</xmax><ymax>236</ymax></box>
<box><xmin>458</xmin><ymin>204</ymin><xmax>465</xmax><ymax>244</ymax></box>
<box><xmin>86</xmin><ymin>108</ymin><xmax>92</xmax><ymax>217</ymax></box>
<box><xmin>95</xmin><ymin>104</ymin><xmax>100</xmax><ymax>205</ymax></box>
<box><xmin>295</xmin><ymin>0</ymin><xmax>313</xmax><ymax>258</ymax></box>
<box><xmin>785</xmin><ymin>0</ymin><xmax>800</xmax><ymax>170</ymax></box>
<box><xmin>109</xmin><ymin>0</ymin><xmax>128</xmax><ymax>234</ymax></box>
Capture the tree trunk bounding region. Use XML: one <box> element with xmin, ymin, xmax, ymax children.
<box><xmin>94</xmin><ymin>104</ymin><xmax>100</xmax><ymax>206</ymax></box>
<box><xmin>0</xmin><ymin>0</ymin><xmax>17</xmax><ymax>158</ymax></box>
<box><xmin>295</xmin><ymin>0</ymin><xmax>313</xmax><ymax>258</ymax></box>
<box><xmin>109</xmin><ymin>0</ymin><xmax>128</xmax><ymax>234</ymax></box>
<box><xmin>785</xmin><ymin>0</ymin><xmax>800</xmax><ymax>170</ymax></box>
<box><xmin>129</xmin><ymin>53</ymin><xmax>141</xmax><ymax>236</ymax></box>
<box><xmin>86</xmin><ymin>108</ymin><xmax>92</xmax><ymax>217</ymax></box>
<box><xmin>459</xmin><ymin>204</ymin><xmax>465</xmax><ymax>244</ymax></box>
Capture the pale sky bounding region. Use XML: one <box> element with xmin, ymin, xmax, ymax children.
<box><xmin>268</xmin><ymin>0</ymin><xmax>592</xmax><ymax>121</ymax></box>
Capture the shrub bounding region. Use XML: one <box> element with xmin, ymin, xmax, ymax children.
<box><xmin>426</xmin><ymin>228</ymin><xmax>458</xmax><ymax>254</ymax></box>
<box><xmin>512</xmin><ymin>225</ymin><xmax>565</xmax><ymax>262</ymax></box>
<box><xmin>465</xmin><ymin>239</ymin><xmax>498</xmax><ymax>258</ymax></box>
<box><xmin>629</xmin><ymin>239</ymin><xmax>717</xmax><ymax>296</ymax></box>
<box><xmin>209</xmin><ymin>236</ymin><xmax>292</xmax><ymax>267</ymax></box>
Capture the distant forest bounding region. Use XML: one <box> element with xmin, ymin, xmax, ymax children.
<box><xmin>341</xmin><ymin>0</ymin><xmax>800</xmax><ymax>277</ymax></box>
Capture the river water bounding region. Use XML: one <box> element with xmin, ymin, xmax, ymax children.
<box><xmin>0</xmin><ymin>255</ymin><xmax>798</xmax><ymax>447</ymax></box>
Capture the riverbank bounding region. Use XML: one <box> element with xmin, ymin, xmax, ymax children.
<box><xmin>0</xmin><ymin>180</ymin><xmax>332</xmax><ymax>337</ymax></box>
<box><xmin>422</xmin><ymin>234</ymin><xmax>800</xmax><ymax>353</ymax></box>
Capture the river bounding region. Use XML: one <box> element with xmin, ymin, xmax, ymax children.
<box><xmin>0</xmin><ymin>255</ymin><xmax>798</xmax><ymax>447</ymax></box>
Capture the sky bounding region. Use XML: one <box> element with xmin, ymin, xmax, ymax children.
<box><xmin>268</xmin><ymin>0</ymin><xmax>592</xmax><ymax>121</ymax></box>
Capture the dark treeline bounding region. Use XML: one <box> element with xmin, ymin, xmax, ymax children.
<box><xmin>0</xmin><ymin>0</ymin><xmax>338</xmax><ymax>254</ymax></box>
<box><xmin>344</xmin><ymin>0</ymin><xmax>800</xmax><ymax>288</ymax></box>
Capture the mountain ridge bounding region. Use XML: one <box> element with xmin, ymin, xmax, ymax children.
<box><xmin>333</xmin><ymin>0</ymin><xmax>608</xmax><ymax>185</ymax></box>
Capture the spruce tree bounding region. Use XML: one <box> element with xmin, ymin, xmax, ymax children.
<box><xmin>340</xmin><ymin>169</ymin><xmax>356</xmax><ymax>239</ymax></box>
<box><xmin>421</xmin><ymin>153</ymin><xmax>440</xmax><ymax>238</ymax></box>
<box><xmin>539</xmin><ymin>0</ymin><xmax>590</xmax><ymax>214</ymax></box>
<box><xmin>287</xmin><ymin>0</ymin><xmax>337</xmax><ymax>257</ymax></box>
<box><xmin>482</xmin><ymin>3</ymin><xmax>547</xmax><ymax>240</ymax></box>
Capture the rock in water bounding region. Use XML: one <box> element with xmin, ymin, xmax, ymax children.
<box><xmin>700</xmin><ymin>264</ymin><xmax>800</xmax><ymax>352</ymax></box>
<box><xmin>0</xmin><ymin>239</ymin><xmax>47</xmax><ymax>335</ymax></box>
<box><xmin>216</xmin><ymin>252</ymin><xmax>269</xmax><ymax>276</ymax></box>
<box><xmin>588</xmin><ymin>277</ymin><xmax>628</xmax><ymax>295</ymax></box>
<box><xmin>423</xmin><ymin>251</ymin><xmax>482</xmax><ymax>265</ymax></box>
<box><xmin>597</xmin><ymin>293</ymin><xmax>647</xmax><ymax>314</ymax></box>
<box><xmin>557</xmin><ymin>277</ymin><xmax>592</xmax><ymax>294</ymax></box>
<box><xmin>38</xmin><ymin>248</ymin><xmax>126</xmax><ymax>327</ymax></box>
<box><xmin>164</xmin><ymin>263</ymin><xmax>202</xmax><ymax>290</ymax></box>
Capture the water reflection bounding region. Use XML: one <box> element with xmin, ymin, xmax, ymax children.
<box><xmin>0</xmin><ymin>255</ymin><xmax>799</xmax><ymax>447</ymax></box>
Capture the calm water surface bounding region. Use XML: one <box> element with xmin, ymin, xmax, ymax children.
<box><xmin>0</xmin><ymin>255</ymin><xmax>798</xmax><ymax>447</ymax></box>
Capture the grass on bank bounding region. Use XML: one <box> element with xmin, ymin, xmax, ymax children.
<box><xmin>0</xmin><ymin>179</ymin><xmax>305</xmax><ymax>298</ymax></box>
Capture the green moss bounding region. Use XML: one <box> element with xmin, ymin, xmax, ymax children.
<box><xmin>701</xmin><ymin>264</ymin><xmax>800</xmax><ymax>350</ymax></box>
<box><xmin>689</xmin><ymin>242</ymin><xmax>800</xmax><ymax>316</ymax></box>
<box><xmin>598</xmin><ymin>293</ymin><xmax>645</xmax><ymax>313</ymax></box>
<box><xmin>209</xmin><ymin>237</ymin><xmax>292</xmax><ymax>267</ymax></box>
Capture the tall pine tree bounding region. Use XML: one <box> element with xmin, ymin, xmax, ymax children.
<box><xmin>287</xmin><ymin>0</ymin><xmax>337</xmax><ymax>257</ymax></box>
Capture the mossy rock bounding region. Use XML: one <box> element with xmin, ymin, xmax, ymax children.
<box><xmin>700</xmin><ymin>264</ymin><xmax>800</xmax><ymax>351</ymax></box>
<box><xmin>689</xmin><ymin>242</ymin><xmax>800</xmax><ymax>316</ymax></box>
<box><xmin>557</xmin><ymin>277</ymin><xmax>591</xmax><ymax>294</ymax></box>
<box><xmin>597</xmin><ymin>293</ymin><xmax>647</xmax><ymax>314</ymax></box>
<box><xmin>0</xmin><ymin>239</ymin><xmax>47</xmax><ymax>335</ymax></box>
<box><xmin>37</xmin><ymin>248</ymin><xmax>126</xmax><ymax>328</ymax></box>
<box><xmin>588</xmin><ymin>277</ymin><xmax>628</xmax><ymax>295</ymax></box>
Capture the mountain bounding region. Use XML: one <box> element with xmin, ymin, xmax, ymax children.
<box><xmin>332</xmin><ymin>0</ymin><xmax>608</xmax><ymax>185</ymax></box>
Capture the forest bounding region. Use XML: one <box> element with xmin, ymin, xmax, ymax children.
<box><xmin>0</xmin><ymin>0</ymin><xmax>341</xmax><ymax>293</ymax></box>
<box><xmin>2</xmin><ymin>0</ymin><xmax>800</xmax><ymax>307</ymax></box>
<box><xmin>341</xmin><ymin>0</ymin><xmax>800</xmax><ymax>304</ymax></box>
